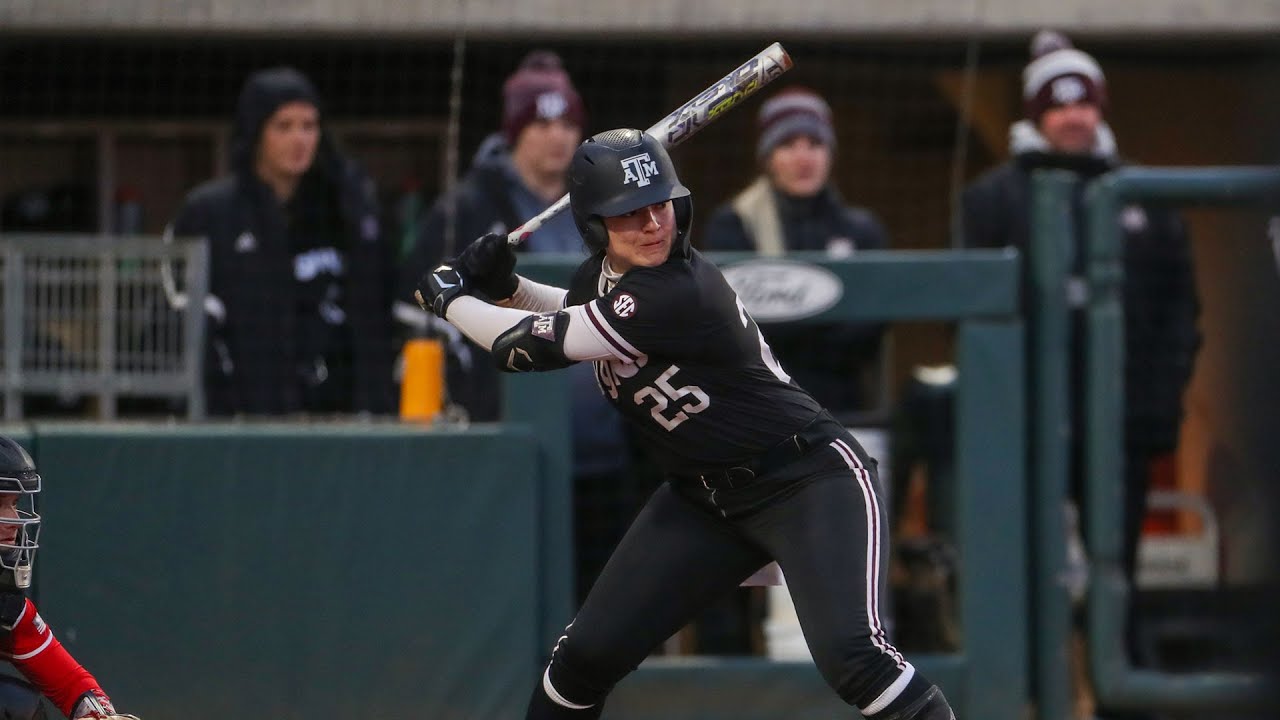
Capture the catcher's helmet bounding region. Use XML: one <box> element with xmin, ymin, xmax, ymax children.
<box><xmin>0</xmin><ymin>437</ymin><xmax>40</xmax><ymax>590</ymax></box>
<box><xmin>568</xmin><ymin>128</ymin><xmax>693</xmax><ymax>254</ymax></box>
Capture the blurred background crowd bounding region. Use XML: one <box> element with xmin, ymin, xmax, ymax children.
<box><xmin>0</xmin><ymin>2</ymin><xmax>1277</xmax><ymax>718</ymax></box>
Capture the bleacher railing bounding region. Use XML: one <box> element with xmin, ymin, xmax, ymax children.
<box><xmin>0</xmin><ymin>234</ymin><xmax>208</xmax><ymax>420</ymax></box>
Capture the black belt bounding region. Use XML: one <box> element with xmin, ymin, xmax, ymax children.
<box><xmin>688</xmin><ymin>414</ymin><xmax>839</xmax><ymax>491</ymax></box>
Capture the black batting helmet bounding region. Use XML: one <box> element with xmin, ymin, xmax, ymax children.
<box><xmin>568</xmin><ymin>128</ymin><xmax>693</xmax><ymax>254</ymax></box>
<box><xmin>0</xmin><ymin>437</ymin><xmax>40</xmax><ymax>590</ymax></box>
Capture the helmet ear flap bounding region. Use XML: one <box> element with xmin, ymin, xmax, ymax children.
<box><xmin>585</xmin><ymin>216</ymin><xmax>608</xmax><ymax>252</ymax></box>
<box><xmin>672</xmin><ymin>195</ymin><xmax>694</xmax><ymax>255</ymax></box>
<box><xmin>574</xmin><ymin>213</ymin><xmax>609</xmax><ymax>253</ymax></box>
<box><xmin>673</xmin><ymin>196</ymin><xmax>693</xmax><ymax>236</ymax></box>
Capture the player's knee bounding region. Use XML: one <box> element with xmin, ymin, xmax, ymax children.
<box><xmin>811</xmin><ymin>634</ymin><xmax>901</xmax><ymax>705</ymax></box>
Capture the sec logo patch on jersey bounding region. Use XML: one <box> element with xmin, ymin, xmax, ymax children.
<box><xmin>612</xmin><ymin>293</ymin><xmax>637</xmax><ymax>318</ymax></box>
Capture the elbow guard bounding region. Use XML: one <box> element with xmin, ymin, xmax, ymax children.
<box><xmin>492</xmin><ymin>311</ymin><xmax>574</xmax><ymax>373</ymax></box>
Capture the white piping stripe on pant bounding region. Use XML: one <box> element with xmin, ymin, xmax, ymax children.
<box><xmin>861</xmin><ymin>662</ymin><xmax>916</xmax><ymax>716</ymax></box>
<box><xmin>837</xmin><ymin>437</ymin><xmax>906</xmax><ymax>667</ymax></box>
<box><xmin>543</xmin><ymin>665</ymin><xmax>595</xmax><ymax>711</ymax></box>
<box><xmin>829</xmin><ymin>439</ymin><xmax>905</xmax><ymax>668</ymax></box>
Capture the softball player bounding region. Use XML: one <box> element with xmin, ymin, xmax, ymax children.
<box><xmin>417</xmin><ymin>128</ymin><xmax>955</xmax><ymax>720</ymax></box>
<box><xmin>0</xmin><ymin>436</ymin><xmax>138</xmax><ymax>720</ymax></box>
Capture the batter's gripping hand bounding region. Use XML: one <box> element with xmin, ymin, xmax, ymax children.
<box><xmin>414</xmin><ymin>264</ymin><xmax>468</xmax><ymax>319</ymax></box>
<box><xmin>454</xmin><ymin>232</ymin><xmax>518</xmax><ymax>300</ymax></box>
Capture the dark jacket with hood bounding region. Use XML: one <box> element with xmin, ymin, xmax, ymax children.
<box><xmin>702</xmin><ymin>179</ymin><xmax>890</xmax><ymax>417</ymax></box>
<box><xmin>171</xmin><ymin>67</ymin><xmax>395</xmax><ymax>416</ymax></box>
<box><xmin>960</xmin><ymin>120</ymin><xmax>1200</xmax><ymax>453</ymax></box>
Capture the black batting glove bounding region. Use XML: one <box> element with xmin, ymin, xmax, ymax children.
<box><xmin>414</xmin><ymin>263</ymin><xmax>468</xmax><ymax>319</ymax></box>
<box><xmin>454</xmin><ymin>232</ymin><xmax>518</xmax><ymax>301</ymax></box>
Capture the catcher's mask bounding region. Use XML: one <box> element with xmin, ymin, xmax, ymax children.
<box><xmin>568</xmin><ymin>128</ymin><xmax>693</xmax><ymax>256</ymax></box>
<box><xmin>0</xmin><ymin>437</ymin><xmax>40</xmax><ymax>590</ymax></box>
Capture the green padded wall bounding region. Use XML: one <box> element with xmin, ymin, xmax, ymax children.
<box><xmin>32</xmin><ymin>423</ymin><xmax>541</xmax><ymax>720</ymax></box>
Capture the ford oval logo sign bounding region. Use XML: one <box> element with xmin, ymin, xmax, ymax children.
<box><xmin>721</xmin><ymin>259</ymin><xmax>844</xmax><ymax>322</ymax></box>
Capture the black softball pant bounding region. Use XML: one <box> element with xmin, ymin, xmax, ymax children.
<box><xmin>527</xmin><ymin>430</ymin><xmax>919</xmax><ymax>718</ymax></box>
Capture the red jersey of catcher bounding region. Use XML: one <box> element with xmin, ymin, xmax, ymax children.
<box><xmin>0</xmin><ymin>594</ymin><xmax>116</xmax><ymax>718</ymax></box>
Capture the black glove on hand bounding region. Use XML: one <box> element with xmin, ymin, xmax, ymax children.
<box><xmin>414</xmin><ymin>263</ymin><xmax>468</xmax><ymax>319</ymax></box>
<box><xmin>455</xmin><ymin>232</ymin><xmax>518</xmax><ymax>300</ymax></box>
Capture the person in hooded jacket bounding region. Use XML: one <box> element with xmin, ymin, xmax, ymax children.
<box><xmin>703</xmin><ymin>87</ymin><xmax>889</xmax><ymax>419</ymax></box>
<box><xmin>169</xmin><ymin>66</ymin><xmax>395</xmax><ymax>416</ymax></box>
<box><xmin>399</xmin><ymin>51</ymin><xmax>643</xmax><ymax>605</ymax></box>
<box><xmin>397</xmin><ymin>50</ymin><xmax>587</xmax><ymax>423</ymax></box>
<box><xmin>959</xmin><ymin>31</ymin><xmax>1201</xmax><ymax>702</ymax></box>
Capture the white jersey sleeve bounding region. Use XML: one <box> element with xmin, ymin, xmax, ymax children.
<box><xmin>506</xmin><ymin>276</ymin><xmax>568</xmax><ymax>312</ymax></box>
<box><xmin>444</xmin><ymin>296</ymin><xmax>619</xmax><ymax>362</ymax></box>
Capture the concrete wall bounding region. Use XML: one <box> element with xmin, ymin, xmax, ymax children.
<box><xmin>2</xmin><ymin>0</ymin><xmax>1277</xmax><ymax>38</ymax></box>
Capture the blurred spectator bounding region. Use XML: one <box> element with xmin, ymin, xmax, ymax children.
<box><xmin>703</xmin><ymin>86</ymin><xmax>889</xmax><ymax>419</ymax></box>
<box><xmin>959</xmin><ymin>30</ymin><xmax>1200</xmax><ymax>704</ymax></box>
<box><xmin>169</xmin><ymin>67</ymin><xmax>395</xmax><ymax>417</ymax></box>
<box><xmin>399</xmin><ymin>49</ymin><xmax>586</xmax><ymax>420</ymax></box>
<box><xmin>399</xmin><ymin>50</ymin><xmax>641</xmax><ymax>605</ymax></box>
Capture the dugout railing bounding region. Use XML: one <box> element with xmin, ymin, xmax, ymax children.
<box><xmin>0</xmin><ymin>233</ymin><xmax>208</xmax><ymax>420</ymax></box>
<box><xmin>511</xmin><ymin>249</ymin><xmax>1027</xmax><ymax>720</ymax></box>
<box><xmin>1031</xmin><ymin>167</ymin><xmax>1280</xmax><ymax>720</ymax></box>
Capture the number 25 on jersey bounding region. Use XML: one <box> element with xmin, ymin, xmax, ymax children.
<box><xmin>633</xmin><ymin>365</ymin><xmax>709</xmax><ymax>432</ymax></box>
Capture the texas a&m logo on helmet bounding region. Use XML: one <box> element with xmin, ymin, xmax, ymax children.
<box><xmin>621</xmin><ymin>153</ymin><xmax>659</xmax><ymax>188</ymax></box>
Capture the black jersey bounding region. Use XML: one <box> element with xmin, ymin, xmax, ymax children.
<box><xmin>566</xmin><ymin>249</ymin><xmax>823</xmax><ymax>476</ymax></box>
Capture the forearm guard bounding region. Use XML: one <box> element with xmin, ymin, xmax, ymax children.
<box><xmin>492</xmin><ymin>311</ymin><xmax>575</xmax><ymax>373</ymax></box>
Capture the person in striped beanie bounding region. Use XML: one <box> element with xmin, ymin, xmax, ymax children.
<box><xmin>961</xmin><ymin>33</ymin><xmax>1201</xmax><ymax>720</ymax></box>
<box><xmin>703</xmin><ymin>86</ymin><xmax>889</xmax><ymax>419</ymax></box>
<box><xmin>1016</xmin><ymin>29</ymin><xmax>1114</xmax><ymax>157</ymax></box>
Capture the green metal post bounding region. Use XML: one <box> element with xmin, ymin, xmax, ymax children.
<box><xmin>1081</xmin><ymin>167</ymin><xmax>1280</xmax><ymax>711</ymax></box>
<box><xmin>955</xmin><ymin>319</ymin><xmax>1027</xmax><ymax>720</ymax></box>
<box><xmin>1028</xmin><ymin>170</ymin><xmax>1078</xmax><ymax>720</ymax></box>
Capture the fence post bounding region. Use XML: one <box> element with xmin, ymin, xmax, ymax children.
<box><xmin>1081</xmin><ymin>167</ymin><xmax>1280</xmax><ymax>712</ymax></box>
<box><xmin>2</xmin><ymin>245</ymin><xmax>23</xmax><ymax>420</ymax></box>
<box><xmin>1028</xmin><ymin>170</ymin><xmax>1078</xmax><ymax>720</ymax></box>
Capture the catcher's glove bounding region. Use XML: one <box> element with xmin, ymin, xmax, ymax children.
<box><xmin>72</xmin><ymin>689</ymin><xmax>141</xmax><ymax>719</ymax></box>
